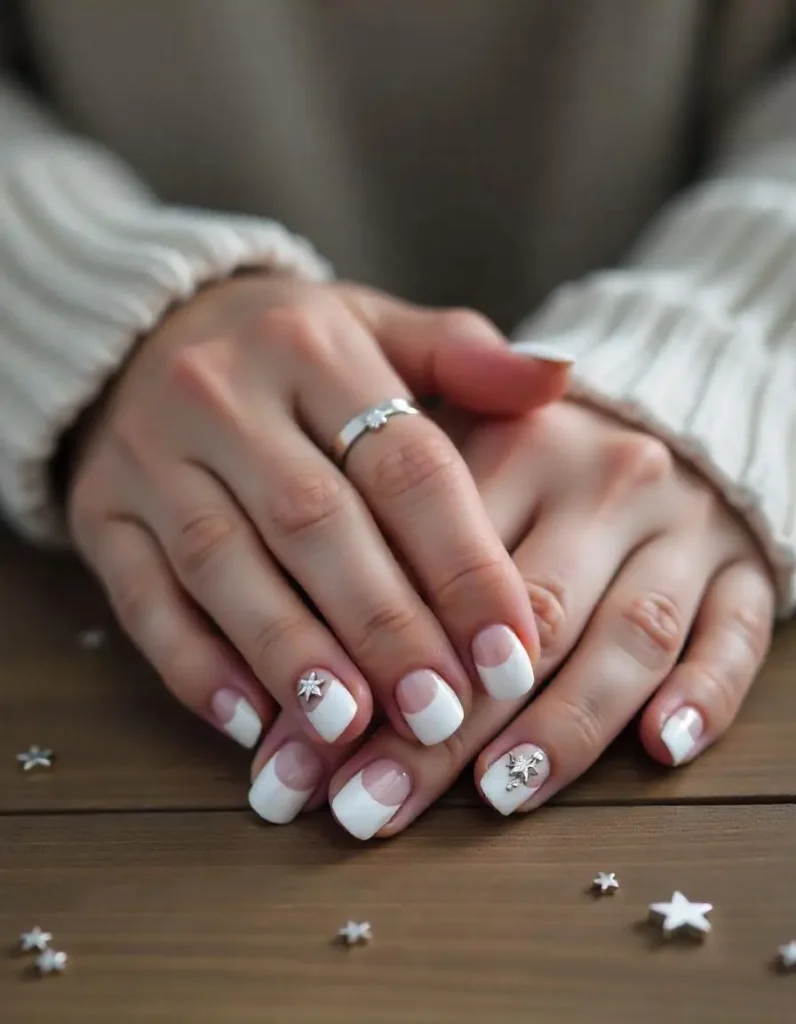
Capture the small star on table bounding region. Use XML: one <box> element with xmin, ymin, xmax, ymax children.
<box><xmin>297</xmin><ymin>671</ymin><xmax>325</xmax><ymax>702</ymax></box>
<box><xmin>19</xmin><ymin>926</ymin><xmax>53</xmax><ymax>952</ymax></box>
<box><xmin>777</xmin><ymin>941</ymin><xmax>796</xmax><ymax>970</ymax></box>
<box><xmin>505</xmin><ymin>750</ymin><xmax>544</xmax><ymax>791</ymax></box>
<box><xmin>592</xmin><ymin>872</ymin><xmax>619</xmax><ymax>895</ymax></box>
<box><xmin>648</xmin><ymin>891</ymin><xmax>712</xmax><ymax>940</ymax></box>
<box><xmin>338</xmin><ymin>921</ymin><xmax>372</xmax><ymax>946</ymax></box>
<box><xmin>364</xmin><ymin>409</ymin><xmax>389</xmax><ymax>430</ymax></box>
<box><xmin>16</xmin><ymin>746</ymin><xmax>53</xmax><ymax>771</ymax></box>
<box><xmin>77</xmin><ymin>627</ymin><xmax>106</xmax><ymax>650</ymax></box>
<box><xmin>35</xmin><ymin>948</ymin><xmax>67</xmax><ymax>975</ymax></box>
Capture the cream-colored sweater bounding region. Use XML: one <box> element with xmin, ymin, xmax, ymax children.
<box><xmin>1</xmin><ymin>1</ymin><xmax>796</xmax><ymax>612</ymax></box>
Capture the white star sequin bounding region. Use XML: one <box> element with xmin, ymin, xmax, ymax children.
<box><xmin>16</xmin><ymin>746</ymin><xmax>53</xmax><ymax>771</ymax></box>
<box><xmin>592</xmin><ymin>872</ymin><xmax>619</xmax><ymax>895</ymax></box>
<box><xmin>297</xmin><ymin>671</ymin><xmax>325</xmax><ymax>702</ymax></box>
<box><xmin>648</xmin><ymin>891</ymin><xmax>712</xmax><ymax>939</ymax></box>
<box><xmin>506</xmin><ymin>751</ymin><xmax>544</xmax><ymax>791</ymax></box>
<box><xmin>777</xmin><ymin>941</ymin><xmax>796</xmax><ymax>970</ymax></box>
<box><xmin>364</xmin><ymin>409</ymin><xmax>389</xmax><ymax>430</ymax></box>
<box><xmin>35</xmin><ymin>948</ymin><xmax>67</xmax><ymax>975</ymax></box>
<box><xmin>338</xmin><ymin>921</ymin><xmax>372</xmax><ymax>945</ymax></box>
<box><xmin>19</xmin><ymin>926</ymin><xmax>52</xmax><ymax>952</ymax></box>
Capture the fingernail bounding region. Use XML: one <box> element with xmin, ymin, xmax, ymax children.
<box><xmin>296</xmin><ymin>668</ymin><xmax>357</xmax><ymax>742</ymax></box>
<box><xmin>510</xmin><ymin>341</ymin><xmax>577</xmax><ymax>365</ymax></box>
<box><xmin>660</xmin><ymin>706</ymin><xmax>704</xmax><ymax>765</ymax></box>
<box><xmin>479</xmin><ymin>743</ymin><xmax>549</xmax><ymax>815</ymax></box>
<box><xmin>396</xmin><ymin>669</ymin><xmax>464</xmax><ymax>745</ymax></box>
<box><xmin>211</xmin><ymin>689</ymin><xmax>262</xmax><ymax>749</ymax></box>
<box><xmin>248</xmin><ymin>740</ymin><xmax>323</xmax><ymax>824</ymax></box>
<box><xmin>331</xmin><ymin>759</ymin><xmax>412</xmax><ymax>840</ymax></box>
<box><xmin>472</xmin><ymin>625</ymin><xmax>535</xmax><ymax>700</ymax></box>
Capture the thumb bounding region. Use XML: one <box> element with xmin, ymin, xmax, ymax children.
<box><xmin>341</xmin><ymin>286</ymin><xmax>574</xmax><ymax>414</ymax></box>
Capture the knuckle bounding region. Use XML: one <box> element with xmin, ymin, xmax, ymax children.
<box><xmin>435</xmin><ymin>553</ymin><xmax>507</xmax><ymax>612</ymax></box>
<box><xmin>556</xmin><ymin>692</ymin><xmax>605</xmax><ymax>756</ymax></box>
<box><xmin>172</xmin><ymin>509</ymin><xmax>236</xmax><ymax>578</ymax></box>
<box><xmin>723</xmin><ymin>601</ymin><xmax>773</xmax><ymax>666</ymax></box>
<box><xmin>250</xmin><ymin>613</ymin><xmax>308</xmax><ymax>667</ymax></box>
<box><xmin>617</xmin><ymin>593</ymin><xmax>683</xmax><ymax>669</ymax></box>
<box><xmin>268</xmin><ymin>472</ymin><xmax>347</xmax><ymax>538</ymax></box>
<box><xmin>349</xmin><ymin>602</ymin><xmax>421</xmax><ymax>660</ymax></box>
<box><xmin>602</xmin><ymin>434</ymin><xmax>674</xmax><ymax>500</ymax></box>
<box><xmin>263</xmin><ymin>302</ymin><xmax>335</xmax><ymax>365</ymax></box>
<box><xmin>523</xmin><ymin>578</ymin><xmax>568</xmax><ymax>654</ymax></box>
<box><xmin>372</xmin><ymin>433</ymin><xmax>459</xmax><ymax>501</ymax></box>
<box><xmin>166</xmin><ymin>340</ymin><xmax>236</xmax><ymax>415</ymax></box>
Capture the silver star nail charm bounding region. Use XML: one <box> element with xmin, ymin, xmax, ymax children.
<box><xmin>592</xmin><ymin>872</ymin><xmax>619</xmax><ymax>895</ymax></box>
<box><xmin>777</xmin><ymin>940</ymin><xmax>796</xmax><ymax>970</ymax></box>
<box><xmin>297</xmin><ymin>671</ymin><xmax>325</xmax><ymax>703</ymax></box>
<box><xmin>648</xmin><ymin>891</ymin><xmax>712</xmax><ymax>940</ymax></box>
<box><xmin>16</xmin><ymin>746</ymin><xmax>53</xmax><ymax>771</ymax></box>
<box><xmin>35</xmin><ymin>948</ymin><xmax>67</xmax><ymax>975</ymax></box>
<box><xmin>505</xmin><ymin>750</ymin><xmax>544</xmax><ymax>791</ymax></box>
<box><xmin>77</xmin><ymin>627</ymin><xmax>106</xmax><ymax>650</ymax></box>
<box><xmin>19</xmin><ymin>926</ymin><xmax>53</xmax><ymax>952</ymax></box>
<box><xmin>338</xmin><ymin>920</ymin><xmax>372</xmax><ymax>946</ymax></box>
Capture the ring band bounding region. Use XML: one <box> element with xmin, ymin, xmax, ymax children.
<box><xmin>331</xmin><ymin>398</ymin><xmax>420</xmax><ymax>467</ymax></box>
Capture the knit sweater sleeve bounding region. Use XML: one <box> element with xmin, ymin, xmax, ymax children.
<box><xmin>0</xmin><ymin>76</ymin><xmax>331</xmax><ymax>542</ymax></box>
<box><xmin>512</xmin><ymin>63</ymin><xmax>796</xmax><ymax>617</ymax></box>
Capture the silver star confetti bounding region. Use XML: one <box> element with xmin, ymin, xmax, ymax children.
<box><xmin>19</xmin><ymin>926</ymin><xmax>53</xmax><ymax>952</ymax></box>
<box><xmin>297</xmin><ymin>671</ymin><xmax>325</xmax><ymax>703</ymax></box>
<box><xmin>77</xmin><ymin>627</ymin><xmax>106</xmax><ymax>650</ymax></box>
<box><xmin>364</xmin><ymin>409</ymin><xmax>389</xmax><ymax>430</ymax></box>
<box><xmin>506</xmin><ymin>750</ymin><xmax>545</xmax><ymax>791</ymax></box>
<box><xmin>592</xmin><ymin>872</ymin><xmax>619</xmax><ymax>895</ymax></box>
<box><xmin>338</xmin><ymin>921</ymin><xmax>372</xmax><ymax>946</ymax></box>
<box><xmin>16</xmin><ymin>746</ymin><xmax>53</xmax><ymax>771</ymax></box>
<box><xmin>35</xmin><ymin>948</ymin><xmax>67</xmax><ymax>975</ymax></box>
<box><xmin>777</xmin><ymin>941</ymin><xmax>796</xmax><ymax>970</ymax></box>
<box><xmin>648</xmin><ymin>891</ymin><xmax>712</xmax><ymax>940</ymax></box>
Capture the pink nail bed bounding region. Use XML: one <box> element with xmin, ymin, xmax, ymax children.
<box><xmin>211</xmin><ymin>688</ymin><xmax>262</xmax><ymax>749</ymax></box>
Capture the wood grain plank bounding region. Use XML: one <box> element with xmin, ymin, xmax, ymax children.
<box><xmin>3</xmin><ymin>530</ymin><xmax>795</xmax><ymax>812</ymax></box>
<box><xmin>1</xmin><ymin>806</ymin><xmax>795</xmax><ymax>1023</ymax></box>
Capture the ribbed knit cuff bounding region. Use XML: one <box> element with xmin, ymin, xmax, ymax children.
<box><xmin>0</xmin><ymin>137</ymin><xmax>332</xmax><ymax>543</ymax></box>
<box><xmin>514</xmin><ymin>260</ymin><xmax>796</xmax><ymax>615</ymax></box>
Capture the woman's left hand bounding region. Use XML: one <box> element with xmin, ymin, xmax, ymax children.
<box><xmin>248</xmin><ymin>401</ymin><xmax>777</xmax><ymax>834</ymax></box>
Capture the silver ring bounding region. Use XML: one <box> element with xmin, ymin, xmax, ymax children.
<box><xmin>331</xmin><ymin>398</ymin><xmax>420</xmax><ymax>467</ymax></box>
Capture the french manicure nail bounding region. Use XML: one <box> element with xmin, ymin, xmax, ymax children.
<box><xmin>510</xmin><ymin>341</ymin><xmax>577</xmax><ymax>365</ymax></box>
<box><xmin>211</xmin><ymin>689</ymin><xmax>262</xmax><ymax>749</ymax></box>
<box><xmin>660</xmin><ymin>706</ymin><xmax>704</xmax><ymax>765</ymax></box>
<box><xmin>331</xmin><ymin>759</ymin><xmax>412</xmax><ymax>840</ymax></box>
<box><xmin>296</xmin><ymin>669</ymin><xmax>357</xmax><ymax>742</ymax></box>
<box><xmin>472</xmin><ymin>625</ymin><xmax>535</xmax><ymax>700</ymax></box>
<box><xmin>396</xmin><ymin>669</ymin><xmax>464</xmax><ymax>745</ymax></box>
<box><xmin>248</xmin><ymin>740</ymin><xmax>323</xmax><ymax>824</ymax></box>
<box><xmin>479</xmin><ymin>743</ymin><xmax>549</xmax><ymax>815</ymax></box>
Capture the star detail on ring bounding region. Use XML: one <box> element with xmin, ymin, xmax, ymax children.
<box><xmin>16</xmin><ymin>746</ymin><xmax>53</xmax><ymax>771</ymax></box>
<box><xmin>364</xmin><ymin>408</ymin><xmax>389</xmax><ymax>430</ymax></box>
<box><xmin>777</xmin><ymin>940</ymin><xmax>796</xmax><ymax>970</ymax></box>
<box><xmin>505</xmin><ymin>750</ymin><xmax>545</xmax><ymax>791</ymax></box>
<box><xmin>19</xmin><ymin>926</ymin><xmax>53</xmax><ymax>952</ymax></box>
<box><xmin>592</xmin><ymin>872</ymin><xmax>619</xmax><ymax>895</ymax></box>
<box><xmin>35</xmin><ymin>948</ymin><xmax>67</xmax><ymax>975</ymax></box>
<box><xmin>297</xmin><ymin>671</ymin><xmax>325</xmax><ymax>703</ymax></box>
<box><xmin>648</xmin><ymin>891</ymin><xmax>712</xmax><ymax>939</ymax></box>
<box><xmin>338</xmin><ymin>921</ymin><xmax>372</xmax><ymax>946</ymax></box>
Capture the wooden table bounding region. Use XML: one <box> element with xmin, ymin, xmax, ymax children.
<box><xmin>2</xmin><ymin>530</ymin><xmax>795</xmax><ymax>1022</ymax></box>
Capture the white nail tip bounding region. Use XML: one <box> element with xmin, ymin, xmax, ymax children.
<box><xmin>660</xmin><ymin>708</ymin><xmax>702</xmax><ymax>766</ymax></box>
<box><xmin>403</xmin><ymin>680</ymin><xmax>464</xmax><ymax>745</ymax></box>
<box><xmin>222</xmin><ymin>697</ymin><xmax>262</xmax><ymax>749</ymax></box>
<box><xmin>510</xmin><ymin>341</ymin><xmax>577</xmax><ymax>365</ymax></box>
<box><xmin>480</xmin><ymin>753</ymin><xmax>542</xmax><ymax>816</ymax></box>
<box><xmin>305</xmin><ymin>679</ymin><xmax>357</xmax><ymax>742</ymax></box>
<box><xmin>476</xmin><ymin>640</ymin><xmax>535</xmax><ymax>700</ymax></box>
<box><xmin>248</xmin><ymin>757</ymin><xmax>313</xmax><ymax>824</ymax></box>
<box><xmin>331</xmin><ymin>772</ymin><xmax>402</xmax><ymax>841</ymax></box>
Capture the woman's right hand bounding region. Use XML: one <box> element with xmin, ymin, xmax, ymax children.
<box><xmin>66</xmin><ymin>273</ymin><xmax>569</xmax><ymax>753</ymax></box>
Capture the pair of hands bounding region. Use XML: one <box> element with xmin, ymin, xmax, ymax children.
<box><xmin>67</xmin><ymin>275</ymin><xmax>775</xmax><ymax>839</ymax></box>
